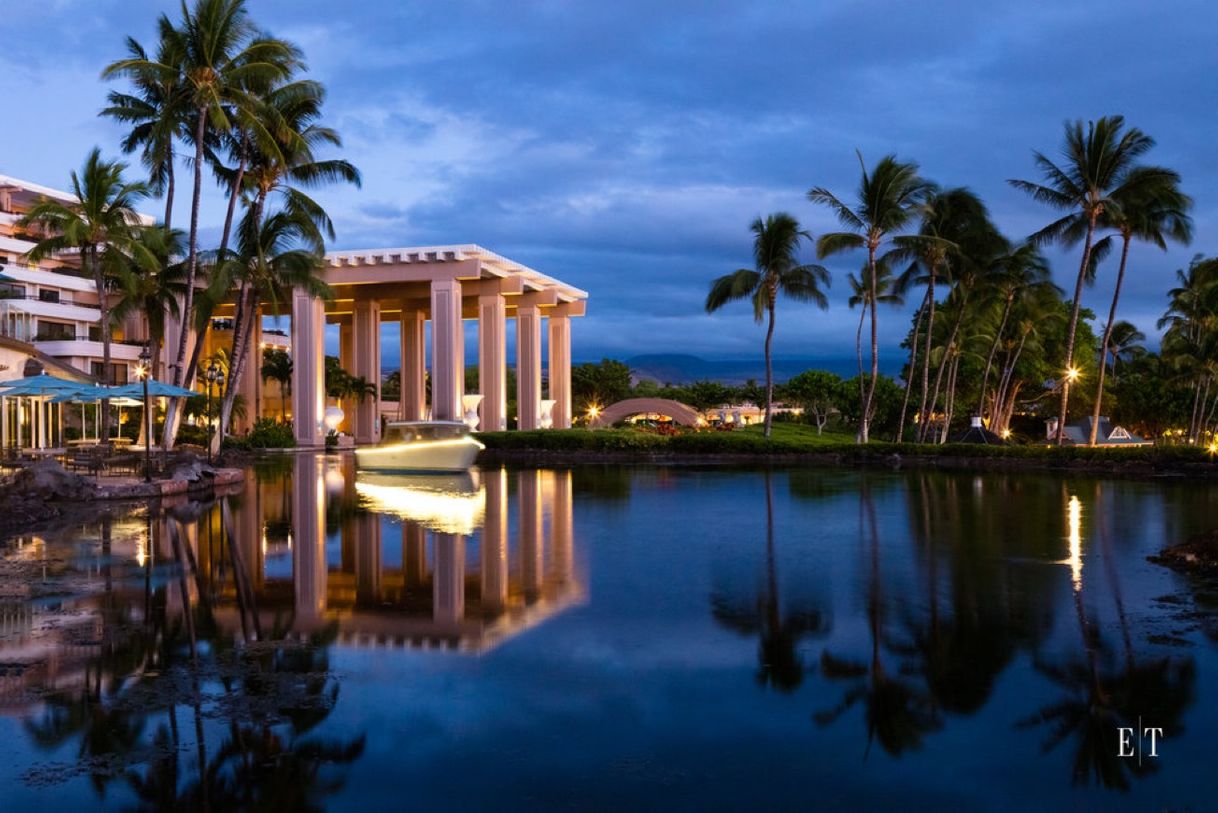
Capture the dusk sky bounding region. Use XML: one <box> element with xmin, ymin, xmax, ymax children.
<box><xmin>2</xmin><ymin>0</ymin><xmax>1215</xmax><ymax>365</ymax></box>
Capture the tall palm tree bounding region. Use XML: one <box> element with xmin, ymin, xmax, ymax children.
<box><xmin>810</xmin><ymin>153</ymin><xmax>933</xmax><ymax>442</ymax></box>
<box><xmin>975</xmin><ymin>242</ymin><xmax>1051</xmax><ymax>419</ymax></box>
<box><xmin>705</xmin><ymin>213</ymin><xmax>830</xmax><ymax>437</ymax></box>
<box><xmin>1009</xmin><ymin>116</ymin><xmax>1155</xmax><ymax>444</ymax></box>
<box><xmin>216</xmin><ymin>78</ymin><xmax>359</xmax><ymax>426</ymax></box>
<box><xmin>19</xmin><ymin>149</ymin><xmax>157</xmax><ymax>440</ymax></box>
<box><xmin>888</xmin><ymin>188</ymin><xmax>991</xmax><ymax>440</ymax></box>
<box><xmin>215</xmin><ymin>206</ymin><xmax>328</xmax><ymax>440</ymax></box>
<box><xmin>103</xmin><ymin>0</ymin><xmax>297</xmax><ymax>394</ymax></box>
<box><xmin>847</xmin><ymin>261</ymin><xmax>902</xmax><ymax>439</ymax></box>
<box><xmin>1087</xmin><ymin>169</ymin><xmax>1192</xmax><ymax>443</ymax></box>
<box><xmin>100</xmin><ymin>30</ymin><xmax>185</xmax><ymax>228</ymax></box>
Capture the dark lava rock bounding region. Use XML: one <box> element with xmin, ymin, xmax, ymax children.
<box><xmin>1150</xmin><ymin>530</ymin><xmax>1218</xmax><ymax>576</ymax></box>
<box><xmin>6</xmin><ymin>460</ymin><xmax>95</xmax><ymax>502</ymax></box>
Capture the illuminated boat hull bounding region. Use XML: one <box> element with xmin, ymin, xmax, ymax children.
<box><xmin>354</xmin><ymin>435</ymin><xmax>484</xmax><ymax>473</ymax></box>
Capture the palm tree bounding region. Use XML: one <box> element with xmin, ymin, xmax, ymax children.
<box><xmin>110</xmin><ymin>226</ymin><xmax>188</xmax><ymax>383</ymax></box>
<box><xmin>217</xmin><ymin>77</ymin><xmax>359</xmax><ymax>429</ymax></box>
<box><xmin>19</xmin><ymin>149</ymin><xmax>157</xmax><ymax>440</ymax></box>
<box><xmin>846</xmin><ymin>261</ymin><xmax>902</xmax><ymax>439</ymax></box>
<box><xmin>1103</xmin><ymin>320</ymin><xmax>1146</xmax><ymax>379</ymax></box>
<box><xmin>810</xmin><ymin>153</ymin><xmax>933</xmax><ymax>442</ymax></box>
<box><xmin>103</xmin><ymin>0</ymin><xmax>297</xmax><ymax>394</ymax></box>
<box><xmin>1009</xmin><ymin>116</ymin><xmax>1155</xmax><ymax>444</ymax></box>
<box><xmin>888</xmin><ymin>188</ymin><xmax>992</xmax><ymax>441</ymax></box>
<box><xmin>1087</xmin><ymin>169</ymin><xmax>1192</xmax><ymax>443</ymax></box>
<box><xmin>975</xmin><ymin>242</ymin><xmax>1051</xmax><ymax>419</ymax></box>
<box><xmin>215</xmin><ymin>206</ymin><xmax>328</xmax><ymax>440</ymax></box>
<box><xmin>100</xmin><ymin>31</ymin><xmax>185</xmax><ymax>228</ymax></box>
<box><xmin>260</xmin><ymin>348</ymin><xmax>293</xmax><ymax>421</ymax></box>
<box><xmin>705</xmin><ymin>213</ymin><xmax>830</xmax><ymax>437</ymax></box>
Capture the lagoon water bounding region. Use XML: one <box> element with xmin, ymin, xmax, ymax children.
<box><xmin>0</xmin><ymin>455</ymin><xmax>1216</xmax><ymax>810</ymax></box>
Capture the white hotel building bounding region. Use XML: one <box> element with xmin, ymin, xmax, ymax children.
<box><xmin>0</xmin><ymin>174</ymin><xmax>149</xmax><ymax>384</ymax></box>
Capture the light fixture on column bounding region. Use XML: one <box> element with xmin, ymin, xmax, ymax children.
<box><xmin>539</xmin><ymin>399</ymin><xmax>556</xmax><ymax>430</ymax></box>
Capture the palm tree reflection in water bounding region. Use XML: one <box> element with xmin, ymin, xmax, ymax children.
<box><xmin>21</xmin><ymin>499</ymin><xmax>365</xmax><ymax>810</ymax></box>
<box><xmin>814</xmin><ymin>476</ymin><xmax>942</xmax><ymax>757</ymax></box>
<box><xmin>1018</xmin><ymin>485</ymin><xmax>1195</xmax><ymax>790</ymax></box>
<box><xmin>710</xmin><ymin>470</ymin><xmax>831</xmax><ymax>691</ymax></box>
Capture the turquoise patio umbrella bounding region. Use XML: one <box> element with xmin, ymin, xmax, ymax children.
<box><xmin>0</xmin><ymin>375</ymin><xmax>89</xmax><ymax>451</ymax></box>
<box><xmin>110</xmin><ymin>380</ymin><xmax>197</xmax><ymax>400</ymax></box>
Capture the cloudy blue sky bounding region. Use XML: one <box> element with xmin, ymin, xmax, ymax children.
<box><xmin>1</xmin><ymin>0</ymin><xmax>1215</xmax><ymax>366</ymax></box>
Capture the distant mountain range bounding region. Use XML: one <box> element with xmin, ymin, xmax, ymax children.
<box><xmin>625</xmin><ymin>354</ymin><xmax>866</xmax><ymax>386</ymax></box>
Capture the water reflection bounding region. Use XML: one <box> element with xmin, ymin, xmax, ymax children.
<box><xmin>0</xmin><ymin>464</ymin><xmax>1214</xmax><ymax>808</ymax></box>
<box><xmin>0</xmin><ymin>455</ymin><xmax>582</xmax><ymax>807</ymax></box>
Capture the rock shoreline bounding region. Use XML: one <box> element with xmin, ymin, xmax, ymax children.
<box><xmin>0</xmin><ymin>460</ymin><xmax>245</xmax><ymax>534</ymax></box>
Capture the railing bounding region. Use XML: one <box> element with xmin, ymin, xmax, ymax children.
<box><xmin>0</xmin><ymin>293</ymin><xmax>96</xmax><ymax>310</ymax></box>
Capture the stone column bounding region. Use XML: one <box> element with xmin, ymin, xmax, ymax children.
<box><xmin>400</xmin><ymin>309</ymin><xmax>426</xmax><ymax>421</ymax></box>
<box><xmin>291</xmin><ymin>289</ymin><xmax>326</xmax><ymax>446</ymax></box>
<box><xmin>430</xmin><ymin>279</ymin><xmax>463</xmax><ymax>421</ymax></box>
<box><xmin>516</xmin><ymin>304</ymin><xmax>542</xmax><ymax>430</ymax></box>
<box><xmin>352</xmin><ymin>299</ymin><xmax>382</xmax><ymax>444</ymax></box>
<box><xmin>518</xmin><ymin>469</ymin><xmax>543</xmax><ymax>598</ymax></box>
<box><xmin>478</xmin><ymin>293</ymin><xmax>507</xmax><ymax>431</ymax></box>
<box><xmin>338</xmin><ymin>321</ymin><xmax>353</xmax><ymax>434</ymax></box>
<box><xmin>548</xmin><ymin>314</ymin><xmax>572</xmax><ymax>429</ymax></box>
<box><xmin>235</xmin><ymin>313</ymin><xmax>262</xmax><ymax>433</ymax></box>
<box><xmin>292</xmin><ymin>452</ymin><xmax>327</xmax><ymax>621</ymax></box>
<box><xmin>481</xmin><ymin>467</ymin><xmax>508</xmax><ymax>613</ymax></box>
<box><xmin>433</xmin><ymin>533</ymin><xmax>465</xmax><ymax>626</ymax></box>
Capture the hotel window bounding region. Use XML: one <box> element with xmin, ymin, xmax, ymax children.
<box><xmin>90</xmin><ymin>362</ymin><xmax>128</xmax><ymax>385</ymax></box>
<box><xmin>34</xmin><ymin>320</ymin><xmax>75</xmax><ymax>341</ymax></box>
<box><xmin>38</xmin><ymin>289</ymin><xmax>60</xmax><ymax>303</ymax></box>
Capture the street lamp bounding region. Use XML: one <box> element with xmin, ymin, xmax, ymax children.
<box><xmin>205</xmin><ymin>361</ymin><xmax>222</xmax><ymax>464</ymax></box>
<box><xmin>1065</xmin><ymin>367</ymin><xmax>1081</xmax><ymax>383</ymax></box>
<box><xmin>138</xmin><ymin>344</ymin><xmax>152</xmax><ymax>483</ymax></box>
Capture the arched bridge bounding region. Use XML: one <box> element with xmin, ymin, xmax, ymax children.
<box><xmin>590</xmin><ymin>398</ymin><xmax>701</xmax><ymax>428</ymax></box>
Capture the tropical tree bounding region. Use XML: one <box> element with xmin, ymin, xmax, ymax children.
<box><xmin>846</xmin><ymin>261</ymin><xmax>902</xmax><ymax>439</ymax></box>
<box><xmin>705</xmin><ymin>213</ymin><xmax>830</xmax><ymax>437</ymax></box>
<box><xmin>260</xmin><ymin>347</ymin><xmax>292</xmax><ymax>421</ymax></box>
<box><xmin>19</xmin><ymin>148</ymin><xmax>157</xmax><ymax>440</ymax></box>
<box><xmin>887</xmin><ymin>188</ymin><xmax>991</xmax><ymax>441</ymax></box>
<box><xmin>103</xmin><ymin>0</ymin><xmax>298</xmax><ymax>437</ymax></box>
<box><xmin>1009</xmin><ymin>116</ymin><xmax>1156</xmax><ymax>444</ymax></box>
<box><xmin>1086</xmin><ymin>169</ymin><xmax>1192</xmax><ymax>443</ymax></box>
<box><xmin>810</xmin><ymin>153</ymin><xmax>933</xmax><ymax>442</ymax></box>
<box><xmin>101</xmin><ymin>31</ymin><xmax>186</xmax><ymax>227</ymax></box>
<box><xmin>1103</xmin><ymin>321</ymin><xmax>1147</xmax><ymax>378</ymax></box>
<box><xmin>215</xmin><ymin>206</ymin><xmax>328</xmax><ymax>440</ymax></box>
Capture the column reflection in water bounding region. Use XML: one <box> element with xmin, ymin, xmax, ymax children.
<box><xmin>263</xmin><ymin>462</ymin><xmax>583</xmax><ymax>650</ymax></box>
<box><xmin>481</xmin><ymin>468</ymin><xmax>509</xmax><ymax>614</ymax></box>
<box><xmin>518</xmin><ymin>469</ymin><xmax>543</xmax><ymax>600</ymax></box>
<box><xmin>293</xmin><ymin>452</ymin><xmax>327</xmax><ymax>621</ymax></box>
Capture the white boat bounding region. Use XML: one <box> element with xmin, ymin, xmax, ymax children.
<box><xmin>354</xmin><ymin>420</ymin><xmax>485</xmax><ymax>473</ymax></box>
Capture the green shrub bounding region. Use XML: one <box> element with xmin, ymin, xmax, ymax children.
<box><xmin>177</xmin><ymin>424</ymin><xmax>210</xmax><ymax>446</ymax></box>
<box><xmin>245</xmin><ymin>418</ymin><xmax>296</xmax><ymax>449</ymax></box>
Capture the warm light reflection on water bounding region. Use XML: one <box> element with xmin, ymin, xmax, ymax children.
<box><xmin>1068</xmin><ymin>494</ymin><xmax>1083</xmax><ymax>592</ymax></box>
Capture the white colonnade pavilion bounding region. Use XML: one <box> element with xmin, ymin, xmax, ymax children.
<box><xmin>289</xmin><ymin>245</ymin><xmax>587</xmax><ymax>446</ymax></box>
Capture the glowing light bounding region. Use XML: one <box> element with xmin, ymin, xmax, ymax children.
<box><xmin>1001</xmin><ymin>429</ymin><xmax>1012</xmax><ymax>440</ymax></box>
<box><xmin>1209</xmin><ymin>442</ymin><xmax>1218</xmax><ymax>455</ymax></box>
<box><xmin>1065</xmin><ymin>367</ymin><xmax>1080</xmax><ymax>383</ymax></box>
<box><xmin>323</xmin><ymin>405</ymin><xmax>344</xmax><ymax>432</ymax></box>
<box><xmin>1067</xmin><ymin>495</ymin><xmax>1082</xmax><ymax>592</ymax></box>
<box><xmin>355</xmin><ymin>474</ymin><xmax>485</xmax><ymax>534</ymax></box>
<box><xmin>586</xmin><ymin>404</ymin><xmax>601</xmax><ymax>419</ymax></box>
<box><xmin>134</xmin><ymin>363</ymin><xmax>147</xmax><ymax>380</ymax></box>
